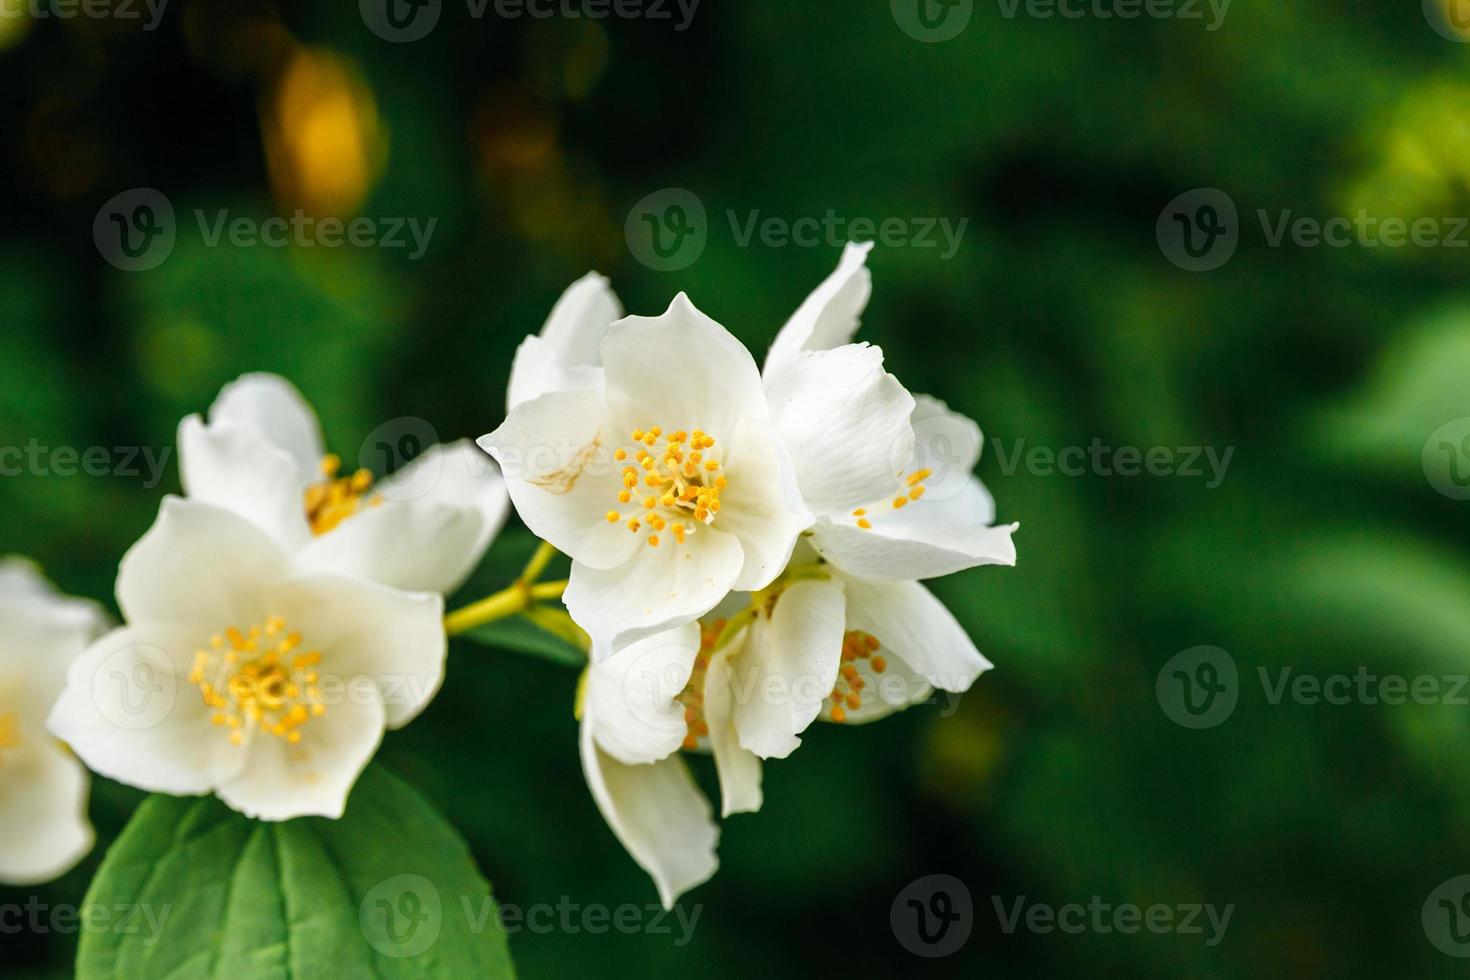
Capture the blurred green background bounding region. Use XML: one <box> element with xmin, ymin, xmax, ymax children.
<box><xmin>4</xmin><ymin>1</ymin><xmax>1470</xmax><ymax>976</ymax></box>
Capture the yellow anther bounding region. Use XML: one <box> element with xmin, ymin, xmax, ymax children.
<box><xmin>619</xmin><ymin>490</ymin><xmax>632</xmax><ymax>503</ymax></box>
<box><xmin>648</xmin><ymin>535</ymin><xmax>660</xmax><ymax>547</ymax></box>
<box><xmin>852</xmin><ymin>508</ymin><xmax>867</xmax><ymax>517</ymax></box>
<box><xmin>627</xmin><ymin>519</ymin><xmax>641</xmax><ymax>532</ymax></box>
<box><xmin>872</xmin><ymin>656</ymin><xmax>887</xmax><ymax>673</ymax></box>
<box><xmin>907</xmin><ymin>468</ymin><xmax>932</xmax><ymax>486</ymax></box>
<box><xmin>892</xmin><ymin>496</ymin><xmax>909</xmax><ymax>509</ymax></box>
<box><xmin>643</xmin><ymin>496</ymin><xmax>657</xmax><ymax>509</ymax></box>
<box><xmin>614</xmin><ymin>448</ymin><xmax>627</xmax><ymax>461</ymax></box>
<box><xmin>606</xmin><ymin>510</ymin><xmax>620</xmax><ymax>523</ymax></box>
<box><xmin>830</xmin><ymin>706</ymin><xmax>847</xmax><ymax>723</ymax></box>
<box><xmin>704</xmin><ymin>460</ymin><xmax>719</xmax><ymax>471</ymax></box>
<box><xmin>909</xmin><ymin>486</ymin><xmax>926</xmax><ymax>501</ymax></box>
<box><xmin>857</xmin><ymin>518</ymin><xmax>873</xmax><ymax>529</ymax></box>
<box><xmin>631</xmin><ymin>428</ymin><xmax>644</xmax><ymax>441</ymax></box>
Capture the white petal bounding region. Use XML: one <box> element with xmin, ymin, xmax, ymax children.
<box><xmin>601</xmin><ymin>293</ymin><xmax>768</xmax><ymax>439</ymax></box>
<box><xmin>0</xmin><ymin>734</ymin><xmax>93</xmax><ymax>885</ymax></box>
<box><xmin>266</xmin><ymin>575</ymin><xmax>445</xmax><ymax>729</ymax></box>
<box><xmin>764</xmin><ymin>343</ymin><xmax>915</xmax><ymax>517</ymax></box>
<box><xmin>586</xmin><ymin>624</ymin><xmax>698</xmax><ymax>765</ymax></box>
<box><xmin>565</xmin><ymin>529</ymin><xmax>744</xmax><ymax>660</ymax></box>
<box><xmin>763</xmin><ymin>242</ymin><xmax>873</xmax><ymax>376</ymax></box>
<box><xmin>730</xmin><ymin>578</ymin><xmax>846</xmax><ymax>760</ymax></box>
<box><xmin>0</xmin><ymin>559</ymin><xmax>107</xmax><ymax>709</ymax></box>
<box><xmin>579</xmin><ymin>717</ymin><xmax>718</xmax><ymax>909</ymax></box>
<box><xmin>178</xmin><ymin>415</ymin><xmax>313</xmax><ymax>551</ymax></box>
<box><xmin>479</xmin><ymin>389</ymin><xmax>640</xmax><ymax>571</ymax></box>
<box><xmin>702</xmin><ymin>648</ymin><xmax>763</xmax><ymax>817</ymax></box>
<box><xmin>842</xmin><ymin>573</ymin><xmax>990</xmax><ymax>692</ymax></box>
<box><xmin>208</xmin><ymin>373</ymin><xmax>325</xmax><ymax>477</ymax></box>
<box><xmin>216</xmin><ymin>691</ymin><xmax>385</xmax><ymax>821</ymax></box>
<box><xmin>539</xmin><ymin>271</ymin><xmax>623</xmax><ymax>366</ymax></box>
<box><xmin>298</xmin><ymin>440</ymin><xmax>509</xmax><ymax>595</ymax></box>
<box><xmin>810</xmin><ymin>476</ymin><xmax>1018</xmax><ymax>581</ymax></box>
<box><xmin>507</xmin><ymin>335</ymin><xmax>606</xmax><ymax>411</ymax></box>
<box><xmin>116</xmin><ymin>498</ymin><xmax>292</xmax><ymax>629</ymax></box>
<box><xmin>909</xmin><ymin>393</ymin><xmax>985</xmax><ymax>485</ymax></box>
<box><xmin>48</xmin><ymin>625</ymin><xmax>249</xmax><ymax>796</ymax></box>
<box><xmin>713</xmin><ymin>415</ymin><xmax>813</xmax><ymax>592</ymax></box>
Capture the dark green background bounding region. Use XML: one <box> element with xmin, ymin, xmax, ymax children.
<box><xmin>4</xmin><ymin>1</ymin><xmax>1470</xmax><ymax>976</ymax></box>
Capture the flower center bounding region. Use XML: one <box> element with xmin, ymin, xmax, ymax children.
<box><xmin>304</xmin><ymin>453</ymin><xmax>381</xmax><ymax>536</ymax></box>
<box><xmin>604</xmin><ymin>427</ymin><xmax>728</xmax><ymax>549</ymax></box>
<box><xmin>188</xmin><ymin>617</ymin><xmax>326</xmax><ymax>746</ymax></box>
<box><xmin>0</xmin><ymin>711</ymin><xmax>20</xmax><ymax>767</ymax></box>
<box><xmin>851</xmin><ymin>467</ymin><xmax>931</xmax><ymax>530</ymax></box>
<box><xmin>676</xmin><ymin>619</ymin><xmax>724</xmax><ymax>750</ymax></box>
<box><xmin>827</xmin><ymin>630</ymin><xmax>886</xmax><ymax>723</ymax></box>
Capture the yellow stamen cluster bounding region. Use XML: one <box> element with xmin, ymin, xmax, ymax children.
<box><xmin>188</xmin><ymin>616</ymin><xmax>327</xmax><ymax>746</ymax></box>
<box><xmin>608</xmin><ymin>427</ymin><xmax>727</xmax><ymax>547</ymax></box>
<box><xmin>0</xmin><ymin>711</ymin><xmax>20</xmax><ymax>767</ymax></box>
<box><xmin>676</xmin><ymin>618</ymin><xmax>726</xmax><ymax>750</ymax></box>
<box><xmin>828</xmin><ymin>631</ymin><xmax>884</xmax><ymax>723</ymax></box>
<box><xmin>304</xmin><ymin>454</ymin><xmax>382</xmax><ymax>536</ymax></box>
<box><xmin>852</xmin><ymin>467</ymin><xmax>932</xmax><ymax>529</ymax></box>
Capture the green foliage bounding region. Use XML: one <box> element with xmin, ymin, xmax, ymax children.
<box><xmin>76</xmin><ymin>766</ymin><xmax>515</xmax><ymax>980</ymax></box>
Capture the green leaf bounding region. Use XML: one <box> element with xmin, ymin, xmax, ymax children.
<box><xmin>461</xmin><ymin>613</ymin><xmax>587</xmax><ymax>668</ymax></box>
<box><xmin>77</xmin><ymin>765</ymin><xmax>516</xmax><ymax>980</ymax></box>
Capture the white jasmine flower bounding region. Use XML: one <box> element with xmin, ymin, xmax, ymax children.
<box><xmin>0</xmin><ymin>560</ymin><xmax>106</xmax><ymax>884</ymax></box>
<box><xmin>763</xmin><ymin>242</ymin><xmax>1019</xmax><ymax>581</ymax></box>
<box><xmin>48</xmin><ymin>498</ymin><xmax>445</xmax><ymax>821</ymax></box>
<box><xmin>577</xmin><ymin>575</ymin><xmax>848</xmax><ymax>906</ymax></box>
<box><xmin>179</xmin><ymin>373</ymin><xmax>509</xmax><ymax>596</ymax></box>
<box><xmin>507</xmin><ymin>272</ymin><xmax>623</xmax><ymax>411</ymax></box>
<box><xmin>482</xmin><ymin>294</ymin><xmax>813</xmax><ymax>659</ymax></box>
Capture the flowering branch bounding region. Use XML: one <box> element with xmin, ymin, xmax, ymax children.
<box><xmin>443</xmin><ymin>541</ymin><xmax>569</xmax><ymax>636</ymax></box>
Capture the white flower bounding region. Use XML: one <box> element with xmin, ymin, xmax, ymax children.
<box><xmin>482</xmin><ymin>294</ymin><xmax>813</xmax><ymax>660</ymax></box>
<box><xmin>764</xmin><ymin>242</ymin><xmax>1019</xmax><ymax>581</ymax></box>
<box><xmin>179</xmin><ymin>373</ymin><xmax>509</xmax><ymax>596</ymax></box>
<box><xmin>0</xmin><ymin>559</ymin><xmax>106</xmax><ymax>884</ymax></box>
<box><xmin>576</xmin><ymin>575</ymin><xmax>847</xmax><ymax>907</ymax></box>
<box><xmin>48</xmin><ymin>498</ymin><xmax>445</xmax><ymax>821</ymax></box>
<box><xmin>506</xmin><ymin>272</ymin><xmax>623</xmax><ymax>411</ymax></box>
<box><xmin>760</xmin><ymin>244</ymin><xmax>1015</xmax><ymax>719</ymax></box>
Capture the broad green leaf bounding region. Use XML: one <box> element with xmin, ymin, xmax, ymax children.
<box><xmin>77</xmin><ymin>765</ymin><xmax>515</xmax><ymax>980</ymax></box>
<box><xmin>462</xmin><ymin>613</ymin><xmax>587</xmax><ymax>668</ymax></box>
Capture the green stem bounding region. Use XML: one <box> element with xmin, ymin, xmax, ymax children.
<box><xmin>443</xmin><ymin>544</ymin><xmax>567</xmax><ymax>636</ymax></box>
